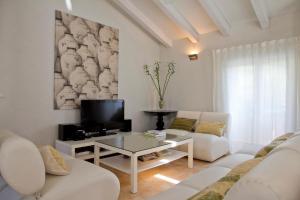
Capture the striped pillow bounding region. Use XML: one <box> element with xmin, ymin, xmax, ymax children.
<box><xmin>169</xmin><ymin>118</ymin><xmax>196</xmax><ymax>132</ymax></box>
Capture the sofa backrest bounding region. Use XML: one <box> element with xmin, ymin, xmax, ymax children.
<box><xmin>0</xmin><ymin>130</ymin><xmax>45</xmax><ymax>196</ymax></box>
<box><xmin>176</xmin><ymin>111</ymin><xmax>229</xmax><ymax>133</ymax></box>
<box><xmin>176</xmin><ymin>111</ymin><xmax>202</xmax><ymax>120</ymax></box>
<box><xmin>200</xmin><ymin>112</ymin><xmax>229</xmax><ymax>124</ymax></box>
<box><xmin>269</xmin><ymin>134</ymin><xmax>300</xmax><ymax>155</ymax></box>
<box><xmin>224</xmin><ymin>133</ymin><xmax>300</xmax><ymax>200</ymax></box>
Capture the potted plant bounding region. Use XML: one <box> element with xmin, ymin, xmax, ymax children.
<box><xmin>144</xmin><ymin>61</ymin><xmax>175</xmax><ymax>109</ymax></box>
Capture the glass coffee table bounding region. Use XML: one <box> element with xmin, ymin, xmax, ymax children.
<box><xmin>94</xmin><ymin>133</ymin><xmax>193</xmax><ymax>193</ymax></box>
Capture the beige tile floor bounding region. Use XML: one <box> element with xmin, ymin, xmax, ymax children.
<box><xmin>101</xmin><ymin>158</ymin><xmax>210</xmax><ymax>200</ymax></box>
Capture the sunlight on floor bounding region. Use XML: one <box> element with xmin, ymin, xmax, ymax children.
<box><xmin>154</xmin><ymin>174</ymin><xmax>180</xmax><ymax>184</ymax></box>
<box><xmin>159</xmin><ymin>159</ymin><xmax>170</xmax><ymax>164</ymax></box>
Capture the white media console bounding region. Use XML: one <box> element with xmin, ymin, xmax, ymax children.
<box><xmin>55</xmin><ymin>132</ymin><xmax>130</xmax><ymax>163</ymax></box>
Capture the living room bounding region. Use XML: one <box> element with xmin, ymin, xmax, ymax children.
<box><xmin>0</xmin><ymin>0</ymin><xmax>300</xmax><ymax>200</ymax></box>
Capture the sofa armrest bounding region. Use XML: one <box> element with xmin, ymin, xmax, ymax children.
<box><xmin>40</xmin><ymin>156</ymin><xmax>120</xmax><ymax>200</ymax></box>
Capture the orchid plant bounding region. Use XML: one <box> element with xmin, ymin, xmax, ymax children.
<box><xmin>144</xmin><ymin>61</ymin><xmax>176</xmax><ymax>109</ymax></box>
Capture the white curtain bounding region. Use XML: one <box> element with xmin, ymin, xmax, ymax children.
<box><xmin>213</xmin><ymin>37</ymin><xmax>300</xmax><ymax>145</ymax></box>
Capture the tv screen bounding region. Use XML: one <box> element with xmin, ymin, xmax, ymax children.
<box><xmin>80</xmin><ymin>100</ymin><xmax>124</xmax><ymax>129</ymax></box>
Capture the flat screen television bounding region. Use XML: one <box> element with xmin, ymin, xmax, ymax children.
<box><xmin>80</xmin><ymin>100</ymin><xmax>124</xmax><ymax>130</ymax></box>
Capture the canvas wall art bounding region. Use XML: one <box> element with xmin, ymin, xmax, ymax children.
<box><xmin>54</xmin><ymin>10</ymin><xmax>119</xmax><ymax>110</ymax></box>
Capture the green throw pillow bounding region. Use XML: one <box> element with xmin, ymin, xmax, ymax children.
<box><xmin>169</xmin><ymin>118</ymin><xmax>196</xmax><ymax>132</ymax></box>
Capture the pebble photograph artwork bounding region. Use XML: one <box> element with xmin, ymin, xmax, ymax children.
<box><xmin>54</xmin><ymin>10</ymin><xmax>119</xmax><ymax>110</ymax></box>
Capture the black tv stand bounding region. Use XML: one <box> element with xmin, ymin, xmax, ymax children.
<box><xmin>58</xmin><ymin>121</ymin><xmax>130</xmax><ymax>141</ymax></box>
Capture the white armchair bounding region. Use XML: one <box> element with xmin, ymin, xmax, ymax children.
<box><xmin>167</xmin><ymin>111</ymin><xmax>230</xmax><ymax>162</ymax></box>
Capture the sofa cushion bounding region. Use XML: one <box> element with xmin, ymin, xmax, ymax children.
<box><xmin>148</xmin><ymin>184</ymin><xmax>199</xmax><ymax>200</ymax></box>
<box><xmin>181</xmin><ymin>166</ymin><xmax>231</xmax><ymax>191</ymax></box>
<box><xmin>39</xmin><ymin>155</ymin><xmax>120</xmax><ymax>200</ymax></box>
<box><xmin>176</xmin><ymin>133</ymin><xmax>230</xmax><ymax>162</ymax></box>
<box><xmin>269</xmin><ymin>134</ymin><xmax>300</xmax><ymax>155</ymax></box>
<box><xmin>170</xmin><ymin>118</ymin><xmax>196</xmax><ymax>131</ymax></box>
<box><xmin>0</xmin><ymin>132</ymin><xmax>45</xmax><ymax>195</ymax></box>
<box><xmin>200</xmin><ymin>112</ymin><xmax>229</xmax><ymax>134</ymax></box>
<box><xmin>188</xmin><ymin>158</ymin><xmax>263</xmax><ymax>200</ymax></box>
<box><xmin>212</xmin><ymin>153</ymin><xmax>253</xmax><ymax>169</ymax></box>
<box><xmin>224</xmin><ymin>149</ymin><xmax>300</xmax><ymax>200</ymax></box>
<box><xmin>255</xmin><ymin>132</ymin><xmax>295</xmax><ymax>158</ymax></box>
<box><xmin>195</xmin><ymin>122</ymin><xmax>226</xmax><ymax>137</ymax></box>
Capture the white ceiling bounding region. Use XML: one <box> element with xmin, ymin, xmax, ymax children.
<box><xmin>112</xmin><ymin>0</ymin><xmax>300</xmax><ymax>46</ymax></box>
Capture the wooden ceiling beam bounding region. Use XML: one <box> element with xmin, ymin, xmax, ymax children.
<box><xmin>250</xmin><ymin>0</ymin><xmax>270</xmax><ymax>29</ymax></box>
<box><xmin>154</xmin><ymin>0</ymin><xmax>199</xmax><ymax>43</ymax></box>
<box><xmin>113</xmin><ymin>0</ymin><xmax>173</xmax><ymax>47</ymax></box>
<box><xmin>197</xmin><ymin>0</ymin><xmax>231</xmax><ymax>36</ymax></box>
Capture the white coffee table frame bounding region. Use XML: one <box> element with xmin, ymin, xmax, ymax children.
<box><xmin>95</xmin><ymin>137</ymin><xmax>193</xmax><ymax>193</ymax></box>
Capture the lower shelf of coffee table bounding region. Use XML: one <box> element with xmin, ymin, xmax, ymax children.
<box><xmin>100</xmin><ymin>149</ymin><xmax>188</xmax><ymax>174</ymax></box>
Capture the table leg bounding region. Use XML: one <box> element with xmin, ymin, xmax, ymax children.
<box><xmin>188</xmin><ymin>140</ymin><xmax>193</xmax><ymax>168</ymax></box>
<box><xmin>71</xmin><ymin>147</ymin><xmax>76</xmax><ymax>158</ymax></box>
<box><xmin>156</xmin><ymin>113</ymin><xmax>164</xmax><ymax>130</ymax></box>
<box><xmin>94</xmin><ymin>145</ymin><xmax>100</xmax><ymax>166</ymax></box>
<box><xmin>130</xmin><ymin>154</ymin><xmax>138</xmax><ymax>193</ymax></box>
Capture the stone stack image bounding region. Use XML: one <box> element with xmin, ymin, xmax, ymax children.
<box><xmin>54</xmin><ymin>10</ymin><xmax>119</xmax><ymax>110</ymax></box>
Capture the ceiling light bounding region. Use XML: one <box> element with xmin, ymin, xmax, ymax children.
<box><xmin>188</xmin><ymin>54</ymin><xmax>198</xmax><ymax>61</ymax></box>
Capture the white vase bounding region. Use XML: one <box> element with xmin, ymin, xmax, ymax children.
<box><xmin>77</xmin><ymin>45</ymin><xmax>92</xmax><ymax>62</ymax></box>
<box><xmin>54</xmin><ymin>72</ymin><xmax>67</xmax><ymax>97</ymax></box>
<box><xmin>85</xmin><ymin>19</ymin><xmax>99</xmax><ymax>37</ymax></box>
<box><xmin>83</xmin><ymin>57</ymin><xmax>99</xmax><ymax>82</ymax></box>
<box><xmin>69</xmin><ymin>18</ymin><xmax>90</xmax><ymax>43</ymax></box>
<box><xmin>60</xmin><ymin>99</ymin><xmax>78</xmax><ymax>110</ymax></box>
<box><xmin>99</xmin><ymin>26</ymin><xmax>114</xmax><ymax>43</ymax></box>
<box><xmin>98</xmin><ymin>67</ymin><xmax>113</xmax><ymax>88</ymax></box>
<box><xmin>109</xmin><ymin>52</ymin><xmax>118</xmax><ymax>81</ymax></box>
<box><xmin>69</xmin><ymin>66</ymin><xmax>90</xmax><ymax>93</ymax></box>
<box><xmin>98</xmin><ymin>86</ymin><xmax>112</xmax><ymax>99</ymax></box>
<box><xmin>98</xmin><ymin>43</ymin><xmax>112</xmax><ymax>71</ymax></box>
<box><xmin>83</xmin><ymin>33</ymin><xmax>100</xmax><ymax>60</ymax></box>
<box><xmin>56</xmin><ymin>85</ymin><xmax>77</xmax><ymax>109</ymax></box>
<box><xmin>61</xmin><ymin>12</ymin><xmax>76</xmax><ymax>26</ymax></box>
<box><xmin>75</xmin><ymin>93</ymin><xmax>88</xmax><ymax>106</ymax></box>
<box><xmin>82</xmin><ymin>80</ymin><xmax>99</xmax><ymax>99</ymax></box>
<box><xmin>58</xmin><ymin>34</ymin><xmax>78</xmax><ymax>56</ymax></box>
<box><xmin>60</xmin><ymin>48</ymin><xmax>82</xmax><ymax>79</ymax></box>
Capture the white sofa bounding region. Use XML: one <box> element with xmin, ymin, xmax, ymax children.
<box><xmin>0</xmin><ymin>130</ymin><xmax>120</xmax><ymax>200</ymax></box>
<box><xmin>150</xmin><ymin>132</ymin><xmax>300</xmax><ymax>200</ymax></box>
<box><xmin>167</xmin><ymin>111</ymin><xmax>230</xmax><ymax>162</ymax></box>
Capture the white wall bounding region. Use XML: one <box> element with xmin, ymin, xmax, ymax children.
<box><xmin>0</xmin><ymin>0</ymin><xmax>160</xmax><ymax>144</ymax></box>
<box><xmin>0</xmin><ymin>1</ymin><xmax>15</xmax><ymax>129</ymax></box>
<box><xmin>160</xmin><ymin>40</ymin><xmax>213</xmax><ymax>111</ymax></box>
<box><xmin>160</xmin><ymin>11</ymin><xmax>300</xmax><ymax>112</ymax></box>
